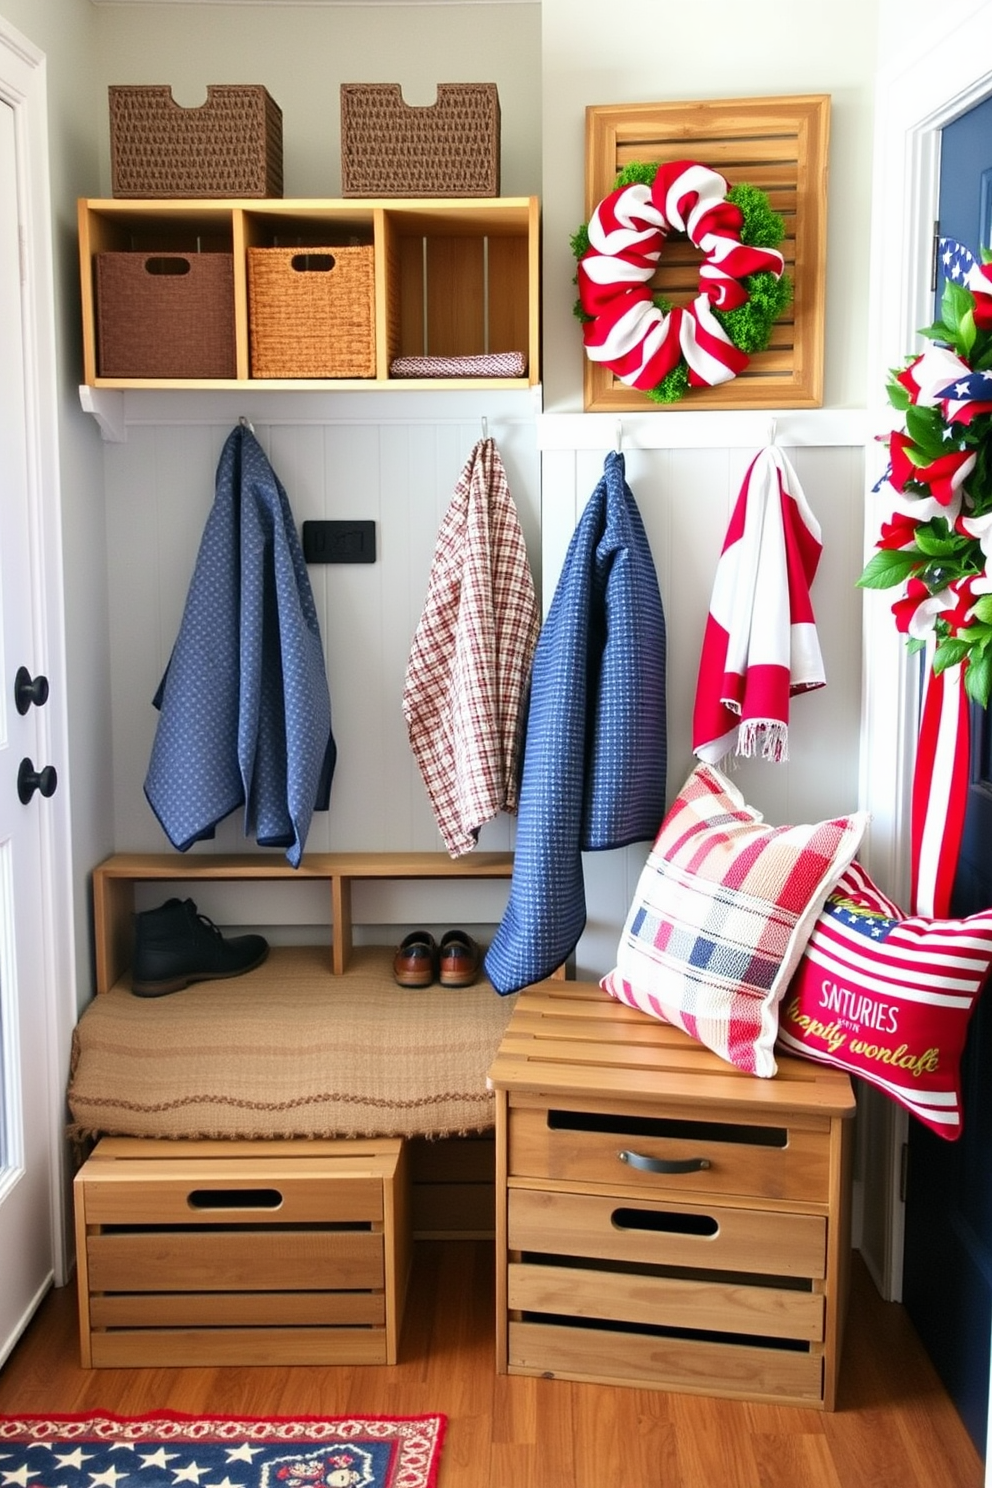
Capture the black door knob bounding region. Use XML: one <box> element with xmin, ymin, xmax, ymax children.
<box><xmin>14</xmin><ymin>667</ymin><xmax>49</xmax><ymax>715</ymax></box>
<box><xmin>18</xmin><ymin>758</ymin><xmax>57</xmax><ymax>805</ymax></box>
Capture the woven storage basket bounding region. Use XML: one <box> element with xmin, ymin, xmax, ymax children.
<box><xmin>340</xmin><ymin>84</ymin><xmax>500</xmax><ymax>197</ymax></box>
<box><xmin>109</xmin><ymin>85</ymin><xmax>283</xmax><ymax>198</ymax></box>
<box><xmin>247</xmin><ymin>246</ymin><xmax>376</xmax><ymax>378</ymax></box>
<box><xmin>96</xmin><ymin>252</ymin><xmax>236</xmax><ymax>378</ymax></box>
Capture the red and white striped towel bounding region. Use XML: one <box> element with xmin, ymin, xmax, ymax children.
<box><xmin>692</xmin><ymin>445</ymin><xmax>825</xmax><ymax>765</ymax></box>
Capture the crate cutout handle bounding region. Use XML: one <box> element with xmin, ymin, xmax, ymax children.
<box><xmin>186</xmin><ymin>1187</ymin><xmax>283</xmax><ymax>1210</ymax></box>
<box><xmin>290</xmin><ymin>253</ymin><xmax>337</xmax><ymax>274</ymax></box>
<box><xmin>548</xmin><ymin>1108</ymin><xmax>787</xmax><ymax>1149</ymax></box>
<box><xmin>611</xmin><ymin>1207</ymin><xmax>718</xmax><ymax>1236</ymax></box>
<box><xmin>143</xmin><ymin>257</ymin><xmax>192</xmax><ymax>276</ymax></box>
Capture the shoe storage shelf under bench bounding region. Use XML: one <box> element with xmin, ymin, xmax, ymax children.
<box><xmin>92</xmin><ymin>850</ymin><xmax>516</xmax><ymax>994</ymax></box>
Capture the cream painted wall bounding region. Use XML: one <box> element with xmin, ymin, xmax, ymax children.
<box><xmin>4</xmin><ymin>0</ymin><xmax>883</xmax><ymax>993</ymax></box>
<box><xmin>0</xmin><ymin>0</ymin><xmax>939</xmax><ymax>1306</ymax></box>
<box><xmin>540</xmin><ymin>0</ymin><xmax>879</xmax><ymax>411</ymax></box>
<box><xmin>22</xmin><ymin>0</ymin><xmax>876</xmax><ymax>994</ymax></box>
<box><xmin>534</xmin><ymin>0</ymin><xmax>878</xmax><ymax>990</ymax></box>
<box><xmin>78</xmin><ymin>4</ymin><xmax>545</xmax><ymax>956</ymax></box>
<box><xmin>0</xmin><ymin>0</ymin><xmax>540</xmax><ymax>1009</ymax></box>
<box><xmin>0</xmin><ymin>0</ymin><xmax>113</xmax><ymax>1013</ymax></box>
<box><xmin>89</xmin><ymin>2</ymin><xmax>542</xmax><ymax>198</ymax></box>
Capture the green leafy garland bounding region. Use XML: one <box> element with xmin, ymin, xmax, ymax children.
<box><xmin>571</xmin><ymin>162</ymin><xmax>793</xmax><ymax>404</ymax></box>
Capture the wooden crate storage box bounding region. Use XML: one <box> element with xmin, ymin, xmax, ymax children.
<box><xmin>73</xmin><ymin>1137</ymin><xmax>410</xmax><ymax>1368</ymax></box>
<box><xmin>248</xmin><ymin>245</ymin><xmax>376</xmax><ymax>378</ymax></box>
<box><xmin>95</xmin><ymin>251</ymin><xmax>236</xmax><ymax>379</ymax></box>
<box><xmin>489</xmin><ymin>982</ymin><xmax>856</xmax><ymax>1410</ymax></box>
<box><xmin>340</xmin><ymin>84</ymin><xmax>500</xmax><ymax>198</ymax></box>
<box><xmin>109</xmin><ymin>85</ymin><xmax>283</xmax><ymax>199</ymax></box>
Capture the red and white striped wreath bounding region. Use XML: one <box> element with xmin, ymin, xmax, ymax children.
<box><xmin>577</xmin><ymin>160</ymin><xmax>786</xmax><ymax>395</ymax></box>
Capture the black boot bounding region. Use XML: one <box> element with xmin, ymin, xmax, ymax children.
<box><xmin>131</xmin><ymin>897</ymin><xmax>269</xmax><ymax>997</ymax></box>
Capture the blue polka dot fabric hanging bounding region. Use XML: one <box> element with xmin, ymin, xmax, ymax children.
<box><xmin>144</xmin><ymin>423</ymin><xmax>335</xmax><ymax>867</ymax></box>
<box><xmin>484</xmin><ymin>449</ymin><xmax>668</xmax><ymax>993</ymax></box>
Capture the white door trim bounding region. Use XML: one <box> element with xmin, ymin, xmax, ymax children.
<box><xmin>862</xmin><ymin>3</ymin><xmax>992</xmax><ymax>1470</ymax></box>
<box><xmin>0</xmin><ymin>13</ymin><xmax>77</xmax><ymax>1289</ymax></box>
<box><xmin>863</xmin><ymin>4</ymin><xmax>992</xmax><ymax>909</ymax></box>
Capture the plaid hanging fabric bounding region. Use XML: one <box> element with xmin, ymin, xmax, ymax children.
<box><xmin>402</xmin><ymin>437</ymin><xmax>539</xmax><ymax>857</ymax></box>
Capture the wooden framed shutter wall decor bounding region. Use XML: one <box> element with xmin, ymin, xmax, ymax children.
<box><xmin>582</xmin><ymin>94</ymin><xmax>830</xmax><ymax>412</ymax></box>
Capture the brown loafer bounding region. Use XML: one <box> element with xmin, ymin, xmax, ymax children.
<box><xmin>393</xmin><ymin>930</ymin><xmax>438</xmax><ymax>987</ymax></box>
<box><xmin>438</xmin><ymin>929</ymin><xmax>480</xmax><ymax>987</ymax></box>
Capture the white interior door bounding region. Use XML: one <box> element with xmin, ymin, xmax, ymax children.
<box><xmin>0</xmin><ymin>94</ymin><xmax>56</xmax><ymax>1365</ymax></box>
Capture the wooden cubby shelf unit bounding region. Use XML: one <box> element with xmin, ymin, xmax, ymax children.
<box><xmin>91</xmin><ymin>850</ymin><xmax>515</xmax><ymax>994</ymax></box>
<box><xmin>78</xmin><ymin>196</ymin><xmax>541</xmax><ymax>390</ymax></box>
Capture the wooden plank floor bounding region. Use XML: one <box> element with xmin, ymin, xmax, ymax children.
<box><xmin>0</xmin><ymin>1241</ymin><xmax>982</xmax><ymax>1488</ymax></box>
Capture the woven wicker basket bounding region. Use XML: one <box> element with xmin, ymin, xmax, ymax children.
<box><xmin>109</xmin><ymin>85</ymin><xmax>283</xmax><ymax>198</ymax></box>
<box><xmin>247</xmin><ymin>246</ymin><xmax>376</xmax><ymax>379</ymax></box>
<box><xmin>96</xmin><ymin>252</ymin><xmax>236</xmax><ymax>378</ymax></box>
<box><xmin>340</xmin><ymin>84</ymin><xmax>500</xmax><ymax>198</ymax></box>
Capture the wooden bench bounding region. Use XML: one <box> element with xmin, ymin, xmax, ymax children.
<box><xmin>69</xmin><ymin>850</ymin><xmax>536</xmax><ymax>1367</ymax></box>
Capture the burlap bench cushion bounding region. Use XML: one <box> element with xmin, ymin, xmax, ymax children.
<box><xmin>68</xmin><ymin>944</ymin><xmax>518</xmax><ymax>1142</ymax></box>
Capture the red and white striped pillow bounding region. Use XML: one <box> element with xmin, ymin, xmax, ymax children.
<box><xmin>600</xmin><ymin>764</ymin><xmax>868</xmax><ymax>1078</ymax></box>
<box><xmin>777</xmin><ymin>860</ymin><xmax>992</xmax><ymax>1140</ymax></box>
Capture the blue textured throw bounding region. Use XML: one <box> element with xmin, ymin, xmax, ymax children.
<box><xmin>484</xmin><ymin>451</ymin><xmax>667</xmax><ymax>994</ymax></box>
<box><xmin>144</xmin><ymin>426</ymin><xmax>335</xmax><ymax>867</ymax></box>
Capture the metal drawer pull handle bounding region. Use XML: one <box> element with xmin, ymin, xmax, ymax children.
<box><xmin>618</xmin><ymin>1150</ymin><xmax>711</xmax><ymax>1174</ymax></box>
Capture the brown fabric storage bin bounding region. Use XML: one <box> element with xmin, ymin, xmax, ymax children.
<box><xmin>340</xmin><ymin>84</ymin><xmax>500</xmax><ymax>197</ymax></box>
<box><xmin>248</xmin><ymin>246</ymin><xmax>376</xmax><ymax>379</ymax></box>
<box><xmin>109</xmin><ymin>85</ymin><xmax>283</xmax><ymax>198</ymax></box>
<box><xmin>96</xmin><ymin>252</ymin><xmax>236</xmax><ymax>378</ymax></box>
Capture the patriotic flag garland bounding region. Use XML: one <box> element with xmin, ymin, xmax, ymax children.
<box><xmin>937</xmin><ymin>234</ymin><xmax>978</xmax><ymax>288</ymax></box>
<box><xmin>858</xmin><ymin>237</ymin><xmax>992</xmax><ymax>915</ymax></box>
<box><xmin>934</xmin><ymin>367</ymin><xmax>992</xmax><ymax>427</ymax></box>
<box><xmin>938</xmin><ymin>232</ymin><xmax>992</xmax><ymax>330</ymax></box>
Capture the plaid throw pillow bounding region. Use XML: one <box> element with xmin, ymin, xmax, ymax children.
<box><xmin>777</xmin><ymin>861</ymin><xmax>992</xmax><ymax>1140</ymax></box>
<box><xmin>601</xmin><ymin>763</ymin><xmax>868</xmax><ymax>1077</ymax></box>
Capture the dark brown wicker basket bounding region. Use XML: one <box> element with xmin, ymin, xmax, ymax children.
<box><xmin>247</xmin><ymin>246</ymin><xmax>376</xmax><ymax>379</ymax></box>
<box><xmin>109</xmin><ymin>85</ymin><xmax>283</xmax><ymax>198</ymax></box>
<box><xmin>340</xmin><ymin>84</ymin><xmax>500</xmax><ymax>198</ymax></box>
<box><xmin>96</xmin><ymin>252</ymin><xmax>236</xmax><ymax>378</ymax></box>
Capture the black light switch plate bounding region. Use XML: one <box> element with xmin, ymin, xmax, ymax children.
<box><xmin>303</xmin><ymin>520</ymin><xmax>376</xmax><ymax>564</ymax></box>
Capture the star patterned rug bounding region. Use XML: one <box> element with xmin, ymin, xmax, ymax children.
<box><xmin>0</xmin><ymin>1413</ymin><xmax>446</xmax><ymax>1488</ymax></box>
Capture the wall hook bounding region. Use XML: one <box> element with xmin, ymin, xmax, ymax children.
<box><xmin>767</xmin><ymin>417</ymin><xmax>777</xmax><ymax>446</ymax></box>
<box><xmin>481</xmin><ymin>415</ymin><xmax>488</xmax><ymax>440</ymax></box>
<box><xmin>615</xmin><ymin>418</ymin><xmax>623</xmax><ymax>454</ymax></box>
<box><xmin>239</xmin><ymin>415</ymin><xmax>255</xmax><ymax>434</ymax></box>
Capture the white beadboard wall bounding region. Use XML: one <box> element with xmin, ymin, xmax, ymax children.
<box><xmin>104</xmin><ymin>388</ymin><xmax>539</xmax><ymax>940</ymax></box>
<box><xmin>102</xmin><ymin>394</ymin><xmax>866</xmax><ymax>977</ymax></box>
<box><xmin>538</xmin><ymin>421</ymin><xmax>867</xmax><ymax>982</ymax></box>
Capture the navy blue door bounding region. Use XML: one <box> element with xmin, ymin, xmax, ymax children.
<box><xmin>901</xmin><ymin>95</ymin><xmax>992</xmax><ymax>1458</ymax></box>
